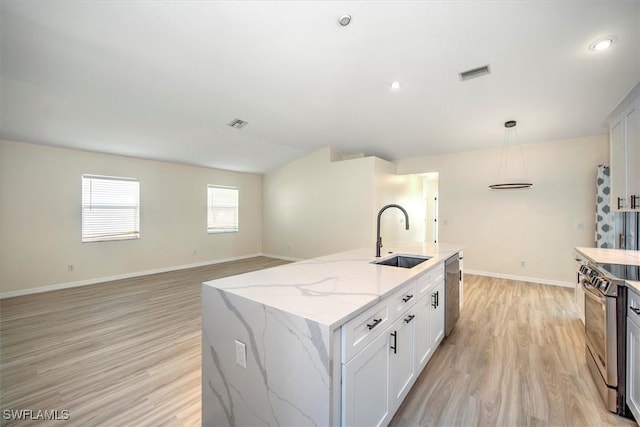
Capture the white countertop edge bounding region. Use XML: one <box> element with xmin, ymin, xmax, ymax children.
<box><xmin>203</xmin><ymin>243</ymin><xmax>463</xmax><ymax>329</ymax></box>
<box><xmin>574</xmin><ymin>247</ymin><xmax>640</xmax><ymax>267</ymax></box>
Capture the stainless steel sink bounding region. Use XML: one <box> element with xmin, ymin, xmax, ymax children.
<box><xmin>373</xmin><ymin>254</ymin><xmax>431</xmax><ymax>268</ymax></box>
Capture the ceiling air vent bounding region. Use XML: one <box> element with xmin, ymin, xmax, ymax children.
<box><xmin>227</xmin><ymin>119</ymin><xmax>249</xmax><ymax>129</ymax></box>
<box><xmin>459</xmin><ymin>64</ymin><xmax>491</xmax><ymax>81</ymax></box>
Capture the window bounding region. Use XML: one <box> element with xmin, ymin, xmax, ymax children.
<box><xmin>82</xmin><ymin>174</ymin><xmax>140</xmax><ymax>242</ymax></box>
<box><xmin>207</xmin><ymin>185</ymin><xmax>239</xmax><ymax>233</ymax></box>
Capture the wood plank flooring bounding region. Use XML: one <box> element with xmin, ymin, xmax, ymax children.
<box><xmin>0</xmin><ymin>257</ymin><xmax>290</xmax><ymax>427</ymax></box>
<box><xmin>1</xmin><ymin>262</ymin><xmax>637</xmax><ymax>426</ymax></box>
<box><xmin>390</xmin><ymin>274</ymin><xmax>637</xmax><ymax>427</ymax></box>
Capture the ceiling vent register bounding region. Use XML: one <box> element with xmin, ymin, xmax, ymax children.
<box><xmin>459</xmin><ymin>65</ymin><xmax>491</xmax><ymax>81</ymax></box>
<box><xmin>227</xmin><ymin>119</ymin><xmax>249</xmax><ymax>129</ymax></box>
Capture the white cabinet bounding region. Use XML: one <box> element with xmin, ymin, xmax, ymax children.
<box><xmin>574</xmin><ymin>254</ymin><xmax>585</xmax><ymax>323</ymax></box>
<box><xmin>415</xmin><ymin>275</ymin><xmax>445</xmax><ymax>372</ymax></box>
<box><xmin>341</xmin><ymin>262</ymin><xmax>449</xmax><ymax>426</ymax></box>
<box><xmin>389</xmin><ymin>308</ymin><xmax>417</xmax><ymax>412</ymax></box>
<box><xmin>627</xmin><ymin>287</ymin><xmax>640</xmax><ymax>422</ymax></box>
<box><xmin>431</xmin><ymin>279</ymin><xmax>445</xmax><ymax>347</ymax></box>
<box><xmin>342</xmin><ymin>326</ymin><xmax>391</xmax><ymax>427</ymax></box>
<box><xmin>414</xmin><ymin>271</ymin><xmax>445</xmax><ymax>378</ymax></box>
<box><xmin>607</xmin><ymin>83</ymin><xmax>640</xmax><ymax>211</ymax></box>
<box><xmin>415</xmin><ymin>293</ymin><xmax>434</xmax><ymax>372</ymax></box>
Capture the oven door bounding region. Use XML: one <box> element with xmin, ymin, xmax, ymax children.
<box><xmin>583</xmin><ymin>281</ymin><xmax>617</xmax><ymax>387</ymax></box>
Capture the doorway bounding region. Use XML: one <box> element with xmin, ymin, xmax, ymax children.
<box><xmin>423</xmin><ymin>173</ymin><xmax>439</xmax><ymax>244</ymax></box>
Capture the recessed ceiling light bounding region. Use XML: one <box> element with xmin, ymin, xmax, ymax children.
<box><xmin>338</xmin><ymin>14</ymin><xmax>351</xmax><ymax>26</ymax></box>
<box><xmin>589</xmin><ymin>36</ymin><xmax>615</xmax><ymax>51</ymax></box>
<box><xmin>390</xmin><ymin>81</ymin><xmax>401</xmax><ymax>90</ymax></box>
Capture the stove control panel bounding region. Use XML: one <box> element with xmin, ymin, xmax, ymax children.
<box><xmin>579</xmin><ymin>264</ymin><xmax>612</xmax><ymax>293</ymax></box>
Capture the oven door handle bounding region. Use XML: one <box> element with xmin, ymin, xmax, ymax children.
<box><xmin>582</xmin><ymin>281</ymin><xmax>606</xmax><ymax>303</ymax></box>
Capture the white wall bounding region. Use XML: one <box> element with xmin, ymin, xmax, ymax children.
<box><xmin>0</xmin><ymin>140</ymin><xmax>263</xmax><ymax>294</ymax></box>
<box><xmin>262</xmin><ymin>147</ymin><xmax>424</xmax><ymax>260</ymax></box>
<box><xmin>374</xmin><ymin>158</ymin><xmax>424</xmax><ymax>248</ymax></box>
<box><xmin>396</xmin><ymin>135</ymin><xmax>608</xmax><ymax>285</ymax></box>
<box><xmin>262</xmin><ymin>147</ymin><xmax>374</xmax><ymax>259</ymax></box>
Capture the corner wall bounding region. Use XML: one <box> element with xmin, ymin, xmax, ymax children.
<box><xmin>0</xmin><ymin>140</ymin><xmax>263</xmax><ymax>295</ymax></box>
<box><xmin>396</xmin><ymin>135</ymin><xmax>608</xmax><ymax>285</ymax></box>
<box><xmin>262</xmin><ymin>147</ymin><xmax>374</xmax><ymax>259</ymax></box>
<box><xmin>262</xmin><ymin>148</ymin><xmax>424</xmax><ymax>260</ymax></box>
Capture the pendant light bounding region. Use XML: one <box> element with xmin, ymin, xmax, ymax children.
<box><xmin>489</xmin><ymin>120</ymin><xmax>533</xmax><ymax>190</ymax></box>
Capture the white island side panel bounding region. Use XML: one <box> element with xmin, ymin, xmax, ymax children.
<box><xmin>202</xmin><ymin>285</ymin><xmax>337</xmax><ymax>427</ymax></box>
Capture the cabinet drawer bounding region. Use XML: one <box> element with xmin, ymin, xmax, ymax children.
<box><xmin>342</xmin><ymin>300</ymin><xmax>390</xmax><ymax>363</ymax></box>
<box><xmin>390</xmin><ymin>281</ymin><xmax>418</xmax><ymax>318</ymax></box>
<box><xmin>417</xmin><ymin>264</ymin><xmax>445</xmax><ymax>295</ymax></box>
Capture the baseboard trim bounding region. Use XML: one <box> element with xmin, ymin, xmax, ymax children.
<box><xmin>465</xmin><ymin>269</ymin><xmax>574</xmax><ymax>288</ymax></box>
<box><xmin>1</xmin><ymin>253</ymin><xmax>266</xmax><ymax>299</ymax></box>
<box><xmin>259</xmin><ymin>253</ymin><xmax>305</xmax><ymax>262</ymax></box>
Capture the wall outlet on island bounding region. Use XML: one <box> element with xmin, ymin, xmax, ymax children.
<box><xmin>520</xmin><ymin>260</ymin><xmax>526</xmax><ymax>268</ymax></box>
<box><xmin>235</xmin><ymin>340</ymin><xmax>247</xmax><ymax>368</ymax></box>
<box><xmin>67</xmin><ymin>264</ymin><xmax>74</xmax><ymax>272</ymax></box>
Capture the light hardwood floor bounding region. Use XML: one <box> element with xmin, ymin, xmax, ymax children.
<box><xmin>1</xmin><ymin>262</ymin><xmax>637</xmax><ymax>426</ymax></box>
<box><xmin>0</xmin><ymin>257</ymin><xmax>290</xmax><ymax>427</ymax></box>
<box><xmin>390</xmin><ymin>274</ymin><xmax>637</xmax><ymax>427</ymax></box>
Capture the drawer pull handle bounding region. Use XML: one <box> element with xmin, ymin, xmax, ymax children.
<box><xmin>631</xmin><ymin>307</ymin><xmax>640</xmax><ymax>316</ymax></box>
<box><xmin>431</xmin><ymin>292</ymin><xmax>437</xmax><ymax>308</ymax></box>
<box><xmin>390</xmin><ymin>331</ymin><xmax>397</xmax><ymax>354</ymax></box>
<box><xmin>402</xmin><ymin>294</ymin><xmax>414</xmax><ymax>303</ymax></box>
<box><xmin>366</xmin><ymin>318</ymin><xmax>383</xmax><ymax>330</ymax></box>
<box><xmin>404</xmin><ymin>314</ymin><xmax>415</xmax><ymax>323</ymax></box>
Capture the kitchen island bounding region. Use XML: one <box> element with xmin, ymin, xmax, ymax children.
<box><xmin>202</xmin><ymin>243</ymin><xmax>462</xmax><ymax>427</ymax></box>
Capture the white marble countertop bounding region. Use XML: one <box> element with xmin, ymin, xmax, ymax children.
<box><xmin>627</xmin><ymin>281</ymin><xmax>640</xmax><ymax>295</ymax></box>
<box><xmin>575</xmin><ymin>247</ymin><xmax>640</xmax><ymax>266</ymax></box>
<box><xmin>203</xmin><ymin>243</ymin><xmax>462</xmax><ymax>329</ymax></box>
<box><xmin>575</xmin><ymin>247</ymin><xmax>640</xmax><ymax>293</ymax></box>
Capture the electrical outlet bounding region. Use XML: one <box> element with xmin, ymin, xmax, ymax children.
<box><xmin>235</xmin><ymin>340</ymin><xmax>246</xmax><ymax>368</ymax></box>
<box><xmin>577</xmin><ymin>222</ymin><xmax>585</xmax><ymax>231</ymax></box>
<box><xmin>67</xmin><ymin>264</ymin><xmax>74</xmax><ymax>272</ymax></box>
<box><xmin>520</xmin><ymin>260</ymin><xmax>526</xmax><ymax>268</ymax></box>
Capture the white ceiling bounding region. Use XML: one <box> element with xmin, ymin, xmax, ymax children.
<box><xmin>1</xmin><ymin>1</ymin><xmax>639</xmax><ymax>174</ymax></box>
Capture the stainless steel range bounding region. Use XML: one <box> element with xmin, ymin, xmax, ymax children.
<box><xmin>578</xmin><ymin>261</ymin><xmax>637</xmax><ymax>417</ymax></box>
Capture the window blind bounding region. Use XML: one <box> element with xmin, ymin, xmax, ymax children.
<box><xmin>82</xmin><ymin>174</ymin><xmax>140</xmax><ymax>242</ymax></box>
<box><xmin>207</xmin><ymin>186</ymin><xmax>239</xmax><ymax>233</ymax></box>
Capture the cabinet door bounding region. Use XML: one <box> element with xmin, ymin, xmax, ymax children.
<box><xmin>627</xmin><ymin>314</ymin><xmax>640</xmax><ymax>422</ymax></box>
<box><xmin>415</xmin><ymin>294</ymin><xmax>433</xmax><ymax>372</ymax></box>
<box><xmin>626</xmin><ymin>101</ymin><xmax>640</xmax><ymax>206</ymax></box>
<box><xmin>610</xmin><ymin>116</ymin><xmax>627</xmax><ymax>210</ymax></box>
<box><xmin>431</xmin><ymin>280</ymin><xmax>445</xmax><ymax>347</ymax></box>
<box><xmin>342</xmin><ymin>328</ymin><xmax>391</xmax><ymax>427</ymax></box>
<box><xmin>389</xmin><ymin>310</ymin><xmax>416</xmax><ymax>412</ymax></box>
